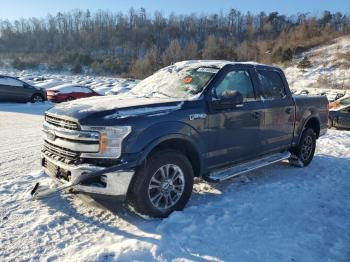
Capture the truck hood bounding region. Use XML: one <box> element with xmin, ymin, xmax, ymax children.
<box><xmin>47</xmin><ymin>94</ymin><xmax>184</xmax><ymax>124</ymax></box>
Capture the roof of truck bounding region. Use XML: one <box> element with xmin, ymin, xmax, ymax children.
<box><xmin>172</xmin><ymin>60</ymin><xmax>279</xmax><ymax>70</ymax></box>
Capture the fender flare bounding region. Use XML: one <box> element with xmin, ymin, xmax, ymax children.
<box><xmin>138</xmin><ymin>132</ymin><xmax>202</xmax><ymax>161</ymax></box>
<box><xmin>296</xmin><ymin>115</ymin><xmax>321</xmax><ymax>145</ymax></box>
<box><xmin>133</xmin><ymin>133</ymin><xmax>204</xmax><ymax>178</ymax></box>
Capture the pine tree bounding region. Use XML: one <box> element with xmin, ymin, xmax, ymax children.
<box><xmin>131</xmin><ymin>46</ymin><xmax>160</xmax><ymax>78</ymax></box>
<box><xmin>162</xmin><ymin>39</ymin><xmax>182</xmax><ymax>65</ymax></box>
<box><xmin>183</xmin><ymin>40</ymin><xmax>199</xmax><ymax>60</ymax></box>
<box><xmin>202</xmin><ymin>35</ymin><xmax>218</xmax><ymax>59</ymax></box>
<box><xmin>297</xmin><ymin>56</ymin><xmax>312</xmax><ymax>71</ymax></box>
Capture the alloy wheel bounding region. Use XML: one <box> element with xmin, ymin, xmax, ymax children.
<box><xmin>32</xmin><ymin>95</ymin><xmax>43</xmax><ymax>103</ymax></box>
<box><xmin>147</xmin><ymin>164</ymin><xmax>185</xmax><ymax>210</ymax></box>
<box><xmin>301</xmin><ymin>135</ymin><xmax>313</xmax><ymax>161</ymax></box>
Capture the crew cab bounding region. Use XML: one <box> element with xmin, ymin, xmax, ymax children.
<box><xmin>37</xmin><ymin>61</ymin><xmax>328</xmax><ymax>218</ymax></box>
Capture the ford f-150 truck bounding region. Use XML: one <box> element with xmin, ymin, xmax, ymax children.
<box><xmin>35</xmin><ymin>60</ymin><xmax>328</xmax><ymax>218</ymax></box>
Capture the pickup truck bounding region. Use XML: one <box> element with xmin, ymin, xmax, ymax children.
<box><xmin>37</xmin><ymin>60</ymin><xmax>328</xmax><ymax>218</ymax></box>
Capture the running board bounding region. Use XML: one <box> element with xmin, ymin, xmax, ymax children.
<box><xmin>204</xmin><ymin>152</ymin><xmax>291</xmax><ymax>182</ymax></box>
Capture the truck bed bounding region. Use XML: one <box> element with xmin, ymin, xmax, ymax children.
<box><xmin>293</xmin><ymin>95</ymin><xmax>329</xmax><ymax>141</ymax></box>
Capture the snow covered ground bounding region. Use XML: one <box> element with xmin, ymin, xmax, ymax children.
<box><xmin>0</xmin><ymin>103</ymin><xmax>350</xmax><ymax>261</ymax></box>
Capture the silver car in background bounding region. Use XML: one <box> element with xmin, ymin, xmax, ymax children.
<box><xmin>0</xmin><ymin>75</ymin><xmax>47</xmax><ymax>103</ymax></box>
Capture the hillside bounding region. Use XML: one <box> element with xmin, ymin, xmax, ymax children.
<box><xmin>284</xmin><ymin>36</ymin><xmax>350</xmax><ymax>94</ymax></box>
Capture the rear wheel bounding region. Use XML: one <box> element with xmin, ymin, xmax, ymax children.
<box><xmin>31</xmin><ymin>94</ymin><xmax>44</xmax><ymax>103</ymax></box>
<box><xmin>127</xmin><ymin>150</ymin><xmax>194</xmax><ymax>218</ymax></box>
<box><xmin>290</xmin><ymin>128</ymin><xmax>316</xmax><ymax>167</ymax></box>
<box><xmin>65</xmin><ymin>96</ymin><xmax>75</xmax><ymax>102</ymax></box>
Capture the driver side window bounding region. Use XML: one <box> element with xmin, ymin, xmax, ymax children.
<box><xmin>215</xmin><ymin>70</ymin><xmax>255</xmax><ymax>101</ymax></box>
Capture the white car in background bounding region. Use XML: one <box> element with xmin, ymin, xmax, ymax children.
<box><xmin>93</xmin><ymin>83</ymin><xmax>116</xmax><ymax>95</ymax></box>
<box><xmin>35</xmin><ymin>79</ymin><xmax>64</xmax><ymax>90</ymax></box>
<box><xmin>105</xmin><ymin>79</ymin><xmax>138</xmax><ymax>95</ymax></box>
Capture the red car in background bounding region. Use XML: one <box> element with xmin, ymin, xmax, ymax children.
<box><xmin>329</xmin><ymin>95</ymin><xmax>350</xmax><ymax>110</ymax></box>
<box><xmin>47</xmin><ymin>84</ymin><xmax>100</xmax><ymax>103</ymax></box>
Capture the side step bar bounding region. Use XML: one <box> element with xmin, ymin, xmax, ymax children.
<box><xmin>204</xmin><ymin>152</ymin><xmax>291</xmax><ymax>182</ymax></box>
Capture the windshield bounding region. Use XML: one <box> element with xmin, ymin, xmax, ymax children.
<box><xmin>131</xmin><ymin>65</ymin><xmax>219</xmax><ymax>99</ymax></box>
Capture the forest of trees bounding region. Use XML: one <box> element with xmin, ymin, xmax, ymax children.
<box><xmin>0</xmin><ymin>8</ymin><xmax>349</xmax><ymax>78</ymax></box>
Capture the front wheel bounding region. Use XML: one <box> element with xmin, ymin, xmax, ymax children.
<box><xmin>31</xmin><ymin>94</ymin><xmax>44</xmax><ymax>103</ymax></box>
<box><xmin>290</xmin><ymin>128</ymin><xmax>316</xmax><ymax>167</ymax></box>
<box><xmin>127</xmin><ymin>150</ymin><xmax>194</xmax><ymax>218</ymax></box>
<box><xmin>65</xmin><ymin>96</ymin><xmax>75</xmax><ymax>102</ymax></box>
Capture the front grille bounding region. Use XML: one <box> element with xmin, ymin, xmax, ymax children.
<box><xmin>43</xmin><ymin>158</ymin><xmax>71</xmax><ymax>181</ymax></box>
<box><xmin>45</xmin><ymin>114</ymin><xmax>79</xmax><ymax>130</ymax></box>
<box><xmin>43</xmin><ymin>140</ymin><xmax>80</xmax><ymax>164</ymax></box>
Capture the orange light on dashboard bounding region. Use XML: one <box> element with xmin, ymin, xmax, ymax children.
<box><xmin>183</xmin><ymin>76</ymin><xmax>193</xmax><ymax>84</ymax></box>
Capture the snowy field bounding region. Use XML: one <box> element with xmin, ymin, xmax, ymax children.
<box><xmin>284</xmin><ymin>36</ymin><xmax>350</xmax><ymax>99</ymax></box>
<box><xmin>0</xmin><ymin>102</ymin><xmax>349</xmax><ymax>262</ymax></box>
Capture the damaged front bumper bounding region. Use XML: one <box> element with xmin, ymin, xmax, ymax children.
<box><xmin>34</xmin><ymin>154</ymin><xmax>135</xmax><ymax>199</ymax></box>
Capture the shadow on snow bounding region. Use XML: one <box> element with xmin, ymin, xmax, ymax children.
<box><xmin>38</xmin><ymin>154</ymin><xmax>350</xmax><ymax>261</ymax></box>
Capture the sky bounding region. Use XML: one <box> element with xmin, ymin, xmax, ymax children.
<box><xmin>0</xmin><ymin>0</ymin><xmax>349</xmax><ymax>20</ymax></box>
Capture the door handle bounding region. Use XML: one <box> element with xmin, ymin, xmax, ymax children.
<box><xmin>252</xmin><ymin>111</ymin><xmax>261</xmax><ymax>119</ymax></box>
<box><xmin>285</xmin><ymin>108</ymin><xmax>293</xmax><ymax>114</ymax></box>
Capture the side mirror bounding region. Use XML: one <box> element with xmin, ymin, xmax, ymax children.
<box><xmin>220</xmin><ymin>90</ymin><xmax>244</xmax><ymax>107</ymax></box>
<box><xmin>210</xmin><ymin>90</ymin><xmax>244</xmax><ymax>110</ymax></box>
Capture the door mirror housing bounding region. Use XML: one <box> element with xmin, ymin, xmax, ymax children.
<box><xmin>221</xmin><ymin>90</ymin><xmax>243</xmax><ymax>105</ymax></box>
<box><xmin>211</xmin><ymin>90</ymin><xmax>244</xmax><ymax>109</ymax></box>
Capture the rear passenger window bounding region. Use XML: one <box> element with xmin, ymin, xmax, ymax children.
<box><xmin>257</xmin><ymin>70</ymin><xmax>286</xmax><ymax>99</ymax></box>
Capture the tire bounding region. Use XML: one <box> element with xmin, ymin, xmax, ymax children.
<box><xmin>31</xmin><ymin>94</ymin><xmax>44</xmax><ymax>103</ymax></box>
<box><xmin>127</xmin><ymin>150</ymin><xmax>194</xmax><ymax>218</ymax></box>
<box><xmin>290</xmin><ymin>128</ymin><xmax>316</xmax><ymax>167</ymax></box>
<box><xmin>65</xmin><ymin>96</ymin><xmax>75</xmax><ymax>102</ymax></box>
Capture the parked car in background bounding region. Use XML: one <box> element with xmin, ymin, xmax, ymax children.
<box><xmin>46</xmin><ymin>84</ymin><xmax>100</xmax><ymax>103</ymax></box>
<box><xmin>105</xmin><ymin>86</ymin><xmax>132</xmax><ymax>96</ymax></box>
<box><xmin>329</xmin><ymin>105</ymin><xmax>350</xmax><ymax>129</ymax></box>
<box><xmin>93</xmin><ymin>83</ymin><xmax>115</xmax><ymax>95</ymax></box>
<box><xmin>298</xmin><ymin>90</ymin><xmax>310</xmax><ymax>95</ymax></box>
<box><xmin>105</xmin><ymin>80</ymin><xmax>138</xmax><ymax>95</ymax></box>
<box><xmin>0</xmin><ymin>75</ymin><xmax>47</xmax><ymax>103</ymax></box>
<box><xmin>329</xmin><ymin>95</ymin><xmax>350</xmax><ymax>109</ymax></box>
<box><xmin>106</xmin><ymin>85</ymin><xmax>131</xmax><ymax>95</ymax></box>
<box><xmin>35</xmin><ymin>80</ymin><xmax>64</xmax><ymax>90</ymax></box>
<box><xmin>333</xmin><ymin>93</ymin><xmax>346</xmax><ymax>102</ymax></box>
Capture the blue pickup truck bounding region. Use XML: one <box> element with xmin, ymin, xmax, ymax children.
<box><xmin>35</xmin><ymin>61</ymin><xmax>328</xmax><ymax>218</ymax></box>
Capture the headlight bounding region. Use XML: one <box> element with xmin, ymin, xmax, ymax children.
<box><xmin>81</xmin><ymin>126</ymin><xmax>131</xmax><ymax>159</ymax></box>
